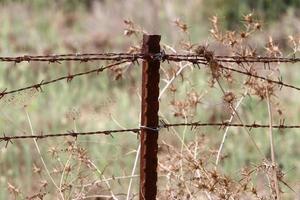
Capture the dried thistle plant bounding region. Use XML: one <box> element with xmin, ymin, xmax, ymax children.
<box><xmin>174</xmin><ymin>18</ymin><xmax>188</xmax><ymax>33</ymax></box>
<box><xmin>170</xmin><ymin>89</ymin><xmax>203</xmax><ymax>119</ymax></box>
<box><xmin>157</xmin><ymin>12</ymin><xmax>296</xmax><ymax>200</ymax></box>
<box><xmin>7</xmin><ymin>182</ymin><xmax>21</xmax><ymax>199</ymax></box>
<box><xmin>265</xmin><ymin>36</ymin><xmax>282</xmax><ymax>57</ymax></box>
<box><xmin>66</xmin><ymin>107</ymin><xmax>81</xmax><ymax>121</ymax></box>
<box><xmin>6</xmin><ymin>138</ymin><xmax>131</xmax><ymax>199</ymax></box>
<box><xmin>123</xmin><ymin>19</ymin><xmax>146</xmax><ymax>38</ymax></box>
<box><xmin>288</xmin><ymin>35</ymin><xmax>300</xmax><ymax>55</ymax></box>
<box><xmin>157</xmin><ymin>137</ymin><xmax>275</xmax><ymax>200</ymax></box>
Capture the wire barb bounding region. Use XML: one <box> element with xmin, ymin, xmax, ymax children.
<box><xmin>0</xmin><ymin>128</ymin><xmax>140</xmax><ymax>145</ymax></box>
<box><xmin>0</xmin><ymin>133</ymin><xmax>13</xmax><ymax>148</ymax></box>
<box><xmin>1</xmin><ymin>121</ymin><xmax>299</xmax><ymax>146</ymax></box>
<box><xmin>1</xmin><ymin>52</ymin><xmax>300</xmax><ymax>64</ymax></box>
<box><xmin>161</xmin><ymin>122</ymin><xmax>300</xmax><ymax>129</ymax></box>
<box><xmin>0</xmin><ymin>60</ymin><xmax>129</xmax><ymax>99</ymax></box>
<box><xmin>165</xmin><ymin>54</ymin><xmax>300</xmax><ymax>63</ymax></box>
<box><xmin>0</xmin><ymin>53</ymin><xmax>144</xmax><ymax>63</ymax></box>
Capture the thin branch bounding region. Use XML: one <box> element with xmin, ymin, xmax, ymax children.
<box><xmin>215</xmin><ymin>90</ymin><xmax>247</xmax><ymax>168</ymax></box>
<box><xmin>126</xmin><ymin>144</ymin><xmax>140</xmax><ymax>200</ymax></box>
<box><xmin>266</xmin><ymin>87</ymin><xmax>280</xmax><ymax>199</ymax></box>
<box><xmin>88</xmin><ymin>160</ymin><xmax>118</xmax><ymax>200</ymax></box>
<box><xmin>25</xmin><ymin>109</ymin><xmax>65</xmax><ymax>200</ymax></box>
<box><xmin>159</xmin><ymin>63</ymin><xmax>192</xmax><ymax>99</ymax></box>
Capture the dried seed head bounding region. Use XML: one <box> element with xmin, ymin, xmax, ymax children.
<box><xmin>169</xmin><ymin>84</ymin><xmax>177</xmax><ymax>93</ymax></box>
<box><xmin>210</xmin><ymin>170</ymin><xmax>218</xmax><ymax>180</ymax></box>
<box><xmin>7</xmin><ymin>182</ymin><xmax>20</xmax><ymax>197</ymax></box>
<box><xmin>193</xmin><ymin>45</ymin><xmax>206</xmax><ymax>55</ymax></box>
<box><xmin>174</xmin><ymin>18</ymin><xmax>188</xmax><ymax>32</ymax></box>
<box><xmin>204</xmin><ymin>50</ymin><xmax>214</xmax><ymax>62</ymax></box>
<box><xmin>224</xmin><ymin>71</ymin><xmax>233</xmax><ymax>83</ymax></box>
<box><xmin>210</xmin><ymin>15</ymin><xmax>218</xmax><ymax>25</ymax></box>
<box><xmin>223</xmin><ymin>91</ymin><xmax>236</xmax><ymax>105</ymax></box>
<box><xmin>66</xmin><ymin>107</ymin><xmax>81</xmax><ymax>121</ymax></box>
<box><xmin>254</xmin><ymin>23</ymin><xmax>262</xmax><ymax>30</ymax></box>
<box><xmin>40</xmin><ymin>180</ymin><xmax>48</xmax><ymax>189</ymax></box>
<box><xmin>251</xmin><ymin>187</ymin><xmax>257</xmax><ymax>195</ymax></box>
<box><xmin>111</xmin><ymin>66</ymin><xmax>123</xmax><ymax>80</ymax></box>
<box><xmin>170</xmin><ymin>100</ymin><xmax>189</xmax><ymax>118</ymax></box>
<box><xmin>48</xmin><ymin>147</ymin><xmax>59</xmax><ymax>158</ymax></box>
<box><xmin>123</xmin><ymin>19</ymin><xmax>134</xmax><ymax>26</ymax></box>
<box><xmin>127</xmin><ymin>45</ymin><xmax>141</xmax><ymax>53</ymax></box>
<box><xmin>65</xmin><ymin>164</ymin><xmax>72</xmax><ymax>173</ymax></box>
<box><xmin>240</xmin><ymin>32</ymin><xmax>248</xmax><ymax>38</ymax></box>
<box><xmin>265</xmin><ymin>36</ymin><xmax>282</xmax><ymax>56</ymax></box>
<box><xmin>123</xmin><ymin>19</ymin><xmax>136</xmax><ymax>37</ymax></box>
<box><xmin>187</xmin><ymin>91</ymin><xmax>202</xmax><ymax>107</ymax></box>
<box><xmin>33</xmin><ymin>164</ymin><xmax>42</xmax><ymax>175</ymax></box>
<box><xmin>180</xmin><ymin>41</ymin><xmax>195</xmax><ymax>51</ymax></box>
<box><xmin>209</xmin><ymin>16</ymin><xmax>223</xmax><ymax>41</ymax></box>
<box><xmin>124</xmin><ymin>29</ymin><xmax>135</xmax><ymax>36</ymax></box>
<box><xmin>244</xmin><ymin>13</ymin><xmax>254</xmax><ymax>24</ymax></box>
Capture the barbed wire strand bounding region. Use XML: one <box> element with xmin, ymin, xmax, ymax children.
<box><xmin>1</xmin><ymin>52</ymin><xmax>300</xmax><ymax>101</ymax></box>
<box><xmin>0</xmin><ymin>53</ymin><xmax>143</xmax><ymax>63</ymax></box>
<box><xmin>165</xmin><ymin>54</ymin><xmax>300</xmax><ymax>63</ymax></box>
<box><xmin>1</xmin><ymin>52</ymin><xmax>300</xmax><ymax>64</ymax></box>
<box><xmin>1</xmin><ymin>52</ymin><xmax>300</xmax><ymax>92</ymax></box>
<box><xmin>219</xmin><ymin>64</ymin><xmax>300</xmax><ymax>91</ymax></box>
<box><xmin>0</xmin><ymin>128</ymin><xmax>140</xmax><ymax>146</ymax></box>
<box><xmin>0</xmin><ymin>122</ymin><xmax>298</xmax><ymax>146</ymax></box>
<box><xmin>0</xmin><ymin>60</ymin><xmax>130</xmax><ymax>99</ymax></box>
<box><xmin>169</xmin><ymin>59</ymin><xmax>300</xmax><ymax>92</ymax></box>
<box><xmin>161</xmin><ymin>122</ymin><xmax>299</xmax><ymax>129</ymax></box>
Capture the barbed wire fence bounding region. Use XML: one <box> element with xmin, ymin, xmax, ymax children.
<box><xmin>1</xmin><ymin>34</ymin><xmax>300</xmax><ymax>199</ymax></box>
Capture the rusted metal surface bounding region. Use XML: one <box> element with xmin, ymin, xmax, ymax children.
<box><xmin>140</xmin><ymin>34</ymin><xmax>161</xmax><ymax>200</ymax></box>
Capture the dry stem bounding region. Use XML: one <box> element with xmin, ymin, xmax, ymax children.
<box><xmin>266</xmin><ymin>87</ymin><xmax>280</xmax><ymax>199</ymax></box>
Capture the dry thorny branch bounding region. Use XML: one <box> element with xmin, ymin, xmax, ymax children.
<box><xmin>158</xmin><ymin>138</ymin><xmax>291</xmax><ymax>200</ymax></box>
<box><xmin>158</xmin><ymin>14</ymin><xmax>300</xmax><ymax>199</ymax></box>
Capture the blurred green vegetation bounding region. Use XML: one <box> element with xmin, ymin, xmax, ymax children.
<box><xmin>205</xmin><ymin>0</ymin><xmax>300</xmax><ymax>29</ymax></box>
<box><xmin>0</xmin><ymin>0</ymin><xmax>91</xmax><ymax>11</ymax></box>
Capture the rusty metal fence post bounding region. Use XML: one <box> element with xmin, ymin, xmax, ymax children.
<box><xmin>140</xmin><ymin>34</ymin><xmax>161</xmax><ymax>200</ymax></box>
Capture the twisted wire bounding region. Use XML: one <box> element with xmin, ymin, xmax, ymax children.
<box><xmin>165</xmin><ymin>54</ymin><xmax>300</xmax><ymax>63</ymax></box>
<box><xmin>1</xmin><ymin>52</ymin><xmax>300</xmax><ymax>64</ymax></box>
<box><xmin>161</xmin><ymin>122</ymin><xmax>299</xmax><ymax>129</ymax></box>
<box><xmin>0</xmin><ymin>53</ymin><xmax>143</xmax><ymax>63</ymax></box>
<box><xmin>0</xmin><ymin>128</ymin><xmax>140</xmax><ymax>145</ymax></box>
<box><xmin>218</xmin><ymin>65</ymin><xmax>300</xmax><ymax>91</ymax></box>
<box><xmin>168</xmin><ymin>58</ymin><xmax>300</xmax><ymax>92</ymax></box>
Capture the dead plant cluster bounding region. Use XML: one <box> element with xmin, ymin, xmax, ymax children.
<box><xmin>154</xmin><ymin>13</ymin><xmax>298</xmax><ymax>199</ymax></box>
<box><xmin>157</xmin><ymin>137</ymin><xmax>289</xmax><ymax>200</ymax></box>
<box><xmin>8</xmin><ymin>139</ymin><xmax>132</xmax><ymax>200</ymax></box>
